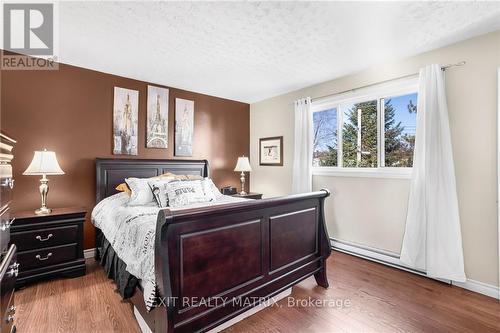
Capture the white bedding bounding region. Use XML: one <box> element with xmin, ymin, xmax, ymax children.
<box><xmin>91</xmin><ymin>192</ymin><xmax>248</xmax><ymax>311</ymax></box>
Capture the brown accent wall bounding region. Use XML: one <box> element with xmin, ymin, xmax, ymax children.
<box><xmin>1</xmin><ymin>61</ymin><xmax>250</xmax><ymax>249</ymax></box>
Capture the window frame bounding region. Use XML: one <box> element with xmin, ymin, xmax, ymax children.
<box><xmin>311</xmin><ymin>76</ymin><xmax>418</xmax><ymax>179</ymax></box>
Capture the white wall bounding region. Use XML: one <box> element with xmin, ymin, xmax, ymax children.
<box><xmin>250</xmin><ymin>31</ymin><xmax>500</xmax><ymax>287</ymax></box>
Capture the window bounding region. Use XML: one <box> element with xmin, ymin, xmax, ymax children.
<box><xmin>313</xmin><ymin>108</ymin><xmax>338</xmax><ymax>167</ymax></box>
<box><xmin>342</xmin><ymin>100</ymin><xmax>378</xmax><ymax>168</ymax></box>
<box><xmin>382</xmin><ymin>93</ymin><xmax>417</xmax><ymax>168</ymax></box>
<box><xmin>311</xmin><ymin>77</ymin><xmax>418</xmax><ymax>177</ymax></box>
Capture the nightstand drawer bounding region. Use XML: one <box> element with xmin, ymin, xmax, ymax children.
<box><xmin>11</xmin><ymin>225</ymin><xmax>78</xmax><ymax>251</ymax></box>
<box><xmin>17</xmin><ymin>243</ymin><xmax>78</xmax><ymax>271</ymax></box>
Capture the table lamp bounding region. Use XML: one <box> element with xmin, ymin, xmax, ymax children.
<box><xmin>23</xmin><ymin>149</ymin><xmax>65</xmax><ymax>215</ymax></box>
<box><xmin>234</xmin><ymin>156</ymin><xmax>252</xmax><ymax>195</ymax></box>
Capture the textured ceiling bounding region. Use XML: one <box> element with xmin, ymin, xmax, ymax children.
<box><xmin>59</xmin><ymin>2</ymin><xmax>500</xmax><ymax>103</ymax></box>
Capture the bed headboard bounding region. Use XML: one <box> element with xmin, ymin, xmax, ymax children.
<box><xmin>95</xmin><ymin>158</ymin><xmax>209</xmax><ymax>203</ymax></box>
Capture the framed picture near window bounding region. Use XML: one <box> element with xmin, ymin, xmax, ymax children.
<box><xmin>259</xmin><ymin>136</ymin><xmax>283</xmax><ymax>166</ymax></box>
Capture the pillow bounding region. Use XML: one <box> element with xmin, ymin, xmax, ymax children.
<box><xmin>117</xmin><ymin>175</ymin><xmax>167</xmax><ymax>198</ymax></box>
<box><xmin>201</xmin><ymin>178</ymin><xmax>223</xmax><ymax>202</ymax></box>
<box><xmin>186</xmin><ymin>174</ymin><xmax>204</xmax><ymax>180</ymax></box>
<box><xmin>121</xmin><ymin>173</ymin><xmax>203</xmax><ymax>206</ymax></box>
<box><xmin>159</xmin><ymin>172</ymin><xmax>203</xmax><ymax>181</ymax></box>
<box><xmin>148</xmin><ymin>178</ymin><xmax>177</xmax><ymax>208</ymax></box>
<box><xmin>165</xmin><ymin>180</ymin><xmax>210</xmax><ymax>208</ymax></box>
<box><xmin>125</xmin><ymin>177</ymin><xmax>159</xmax><ymax>206</ymax></box>
<box><xmin>153</xmin><ymin>173</ymin><xmax>178</xmax><ymax>180</ymax></box>
<box><xmin>115</xmin><ymin>183</ymin><xmax>131</xmax><ymax>196</ymax></box>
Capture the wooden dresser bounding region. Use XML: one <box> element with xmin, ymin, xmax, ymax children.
<box><xmin>10</xmin><ymin>208</ymin><xmax>86</xmax><ymax>288</ymax></box>
<box><xmin>0</xmin><ymin>133</ymin><xmax>17</xmax><ymax>333</ymax></box>
<box><xmin>0</xmin><ymin>133</ymin><xmax>16</xmax><ymax>252</ymax></box>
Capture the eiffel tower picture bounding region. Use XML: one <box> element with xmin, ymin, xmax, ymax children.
<box><xmin>113</xmin><ymin>87</ymin><xmax>138</xmax><ymax>155</ymax></box>
<box><xmin>147</xmin><ymin>85</ymin><xmax>169</xmax><ymax>148</ymax></box>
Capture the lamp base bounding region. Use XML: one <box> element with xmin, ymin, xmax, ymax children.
<box><xmin>239</xmin><ymin>172</ymin><xmax>247</xmax><ymax>196</ymax></box>
<box><xmin>35</xmin><ymin>207</ymin><xmax>52</xmax><ymax>215</ymax></box>
<box><xmin>35</xmin><ymin>175</ymin><xmax>51</xmax><ymax>215</ymax></box>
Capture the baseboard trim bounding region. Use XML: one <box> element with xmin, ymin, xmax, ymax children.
<box><xmin>84</xmin><ymin>248</ymin><xmax>96</xmax><ymax>259</ymax></box>
<box><xmin>452</xmin><ymin>279</ymin><xmax>499</xmax><ymax>299</ymax></box>
<box><xmin>330</xmin><ymin>237</ymin><xmax>499</xmax><ymax>300</ymax></box>
<box><xmin>330</xmin><ymin>237</ymin><xmax>427</xmax><ymax>277</ymax></box>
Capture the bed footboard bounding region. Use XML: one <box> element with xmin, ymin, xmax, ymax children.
<box><xmin>154</xmin><ymin>189</ymin><xmax>331</xmax><ymax>333</ymax></box>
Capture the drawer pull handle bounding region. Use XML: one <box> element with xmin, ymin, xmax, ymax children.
<box><xmin>8</xmin><ymin>178</ymin><xmax>14</xmax><ymax>189</ymax></box>
<box><xmin>36</xmin><ymin>233</ymin><xmax>53</xmax><ymax>242</ymax></box>
<box><xmin>7</xmin><ymin>262</ymin><xmax>19</xmax><ymax>277</ymax></box>
<box><xmin>35</xmin><ymin>253</ymin><xmax>52</xmax><ymax>261</ymax></box>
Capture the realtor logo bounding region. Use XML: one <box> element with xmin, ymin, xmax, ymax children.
<box><xmin>4</xmin><ymin>3</ymin><xmax>53</xmax><ymax>55</ymax></box>
<box><xmin>1</xmin><ymin>2</ymin><xmax>58</xmax><ymax>70</ymax></box>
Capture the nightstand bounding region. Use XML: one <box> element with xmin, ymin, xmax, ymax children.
<box><xmin>231</xmin><ymin>192</ymin><xmax>263</xmax><ymax>200</ymax></box>
<box><xmin>10</xmin><ymin>207</ymin><xmax>86</xmax><ymax>288</ymax></box>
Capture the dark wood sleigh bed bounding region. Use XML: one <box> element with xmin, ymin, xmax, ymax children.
<box><xmin>95</xmin><ymin>158</ymin><xmax>331</xmax><ymax>333</ymax></box>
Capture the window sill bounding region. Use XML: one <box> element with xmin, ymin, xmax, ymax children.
<box><xmin>312</xmin><ymin>167</ymin><xmax>412</xmax><ymax>179</ymax></box>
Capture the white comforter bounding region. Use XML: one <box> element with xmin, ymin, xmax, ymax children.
<box><xmin>91</xmin><ymin>192</ymin><xmax>247</xmax><ymax>311</ymax></box>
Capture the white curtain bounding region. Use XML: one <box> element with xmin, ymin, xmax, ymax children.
<box><xmin>292</xmin><ymin>97</ymin><xmax>313</xmax><ymax>194</ymax></box>
<box><xmin>400</xmin><ymin>64</ymin><xmax>466</xmax><ymax>282</ymax></box>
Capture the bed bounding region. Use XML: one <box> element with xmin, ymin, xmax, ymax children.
<box><xmin>93</xmin><ymin>158</ymin><xmax>331</xmax><ymax>333</ymax></box>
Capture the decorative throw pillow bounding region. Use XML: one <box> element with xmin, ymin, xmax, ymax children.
<box><xmin>125</xmin><ymin>177</ymin><xmax>158</xmax><ymax>206</ymax></box>
<box><xmin>148</xmin><ymin>178</ymin><xmax>177</xmax><ymax>208</ymax></box>
<box><xmin>115</xmin><ymin>183</ymin><xmax>132</xmax><ymax>196</ymax></box>
<box><xmin>201</xmin><ymin>178</ymin><xmax>223</xmax><ymax>202</ymax></box>
<box><xmin>166</xmin><ymin>180</ymin><xmax>210</xmax><ymax>208</ymax></box>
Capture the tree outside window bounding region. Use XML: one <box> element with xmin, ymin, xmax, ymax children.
<box><xmin>312</xmin><ymin>92</ymin><xmax>417</xmax><ymax>169</ymax></box>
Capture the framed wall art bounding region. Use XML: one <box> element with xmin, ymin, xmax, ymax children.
<box><xmin>174</xmin><ymin>98</ymin><xmax>194</xmax><ymax>156</ymax></box>
<box><xmin>146</xmin><ymin>85</ymin><xmax>169</xmax><ymax>149</ymax></box>
<box><xmin>259</xmin><ymin>136</ymin><xmax>283</xmax><ymax>166</ymax></box>
<box><xmin>113</xmin><ymin>87</ymin><xmax>139</xmax><ymax>155</ymax></box>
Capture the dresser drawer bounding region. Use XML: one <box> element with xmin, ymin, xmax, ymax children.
<box><xmin>0</xmin><ymin>245</ymin><xmax>16</xmax><ymax>333</ymax></box>
<box><xmin>17</xmin><ymin>243</ymin><xmax>78</xmax><ymax>271</ymax></box>
<box><xmin>11</xmin><ymin>225</ymin><xmax>78</xmax><ymax>251</ymax></box>
<box><xmin>0</xmin><ymin>209</ymin><xmax>11</xmax><ymax>253</ymax></box>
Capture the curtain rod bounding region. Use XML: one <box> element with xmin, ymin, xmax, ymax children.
<box><xmin>311</xmin><ymin>61</ymin><xmax>466</xmax><ymax>102</ymax></box>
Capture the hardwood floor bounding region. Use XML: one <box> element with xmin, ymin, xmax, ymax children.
<box><xmin>15</xmin><ymin>251</ymin><xmax>500</xmax><ymax>333</ymax></box>
<box><xmin>15</xmin><ymin>261</ymin><xmax>141</xmax><ymax>333</ymax></box>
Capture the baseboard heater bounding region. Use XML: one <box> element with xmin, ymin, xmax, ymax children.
<box><xmin>330</xmin><ymin>237</ymin><xmax>438</xmax><ymax>280</ymax></box>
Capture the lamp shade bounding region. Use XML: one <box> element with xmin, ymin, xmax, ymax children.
<box><xmin>23</xmin><ymin>149</ymin><xmax>65</xmax><ymax>175</ymax></box>
<box><xmin>234</xmin><ymin>156</ymin><xmax>252</xmax><ymax>172</ymax></box>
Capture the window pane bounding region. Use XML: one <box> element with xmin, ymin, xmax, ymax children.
<box><xmin>313</xmin><ymin>108</ymin><xmax>337</xmax><ymax>167</ymax></box>
<box><xmin>384</xmin><ymin>93</ymin><xmax>417</xmax><ymax>167</ymax></box>
<box><xmin>342</xmin><ymin>100</ymin><xmax>378</xmax><ymax>167</ymax></box>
